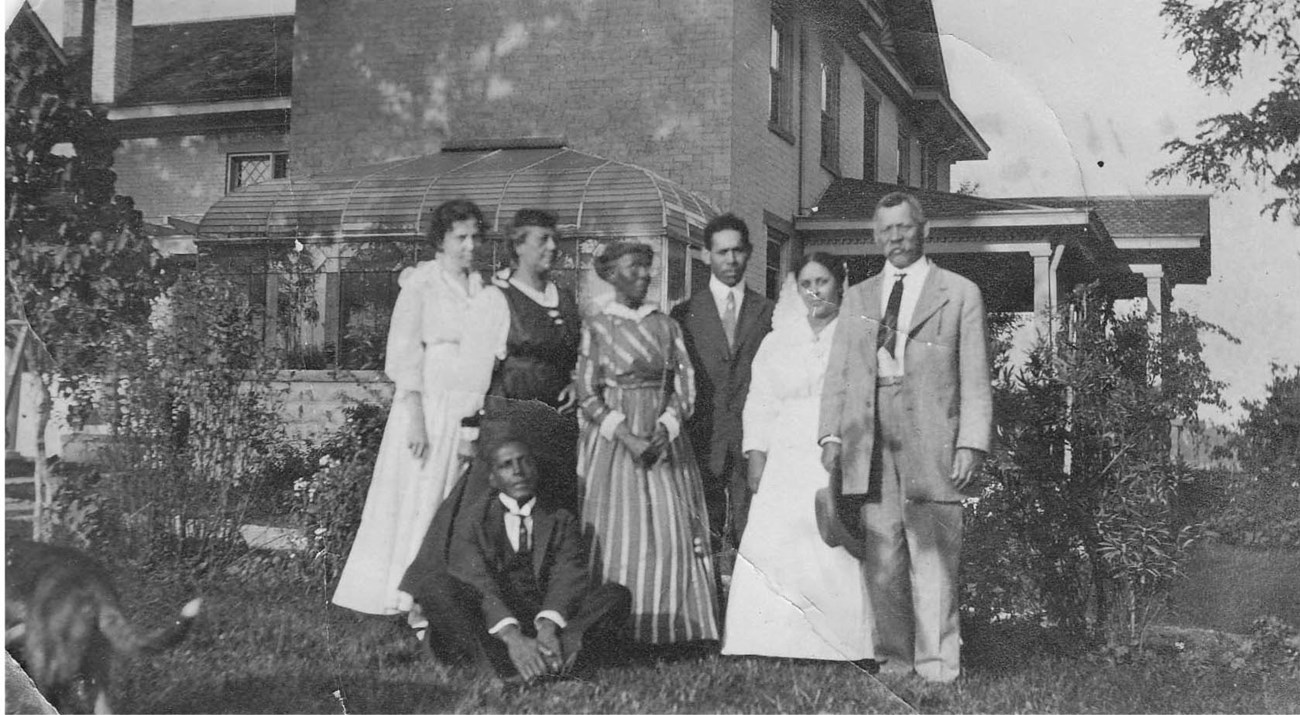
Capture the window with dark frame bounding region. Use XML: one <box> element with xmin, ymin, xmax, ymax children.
<box><xmin>769</xmin><ymin>14</ymin><xmax>793</xmax><ymax>134</ymax></box>
<box><xmin>863</xmin><ymin>92</ymin><xmax>880</xmax><ymax>182</ymax></box>
<box><xmin>896</xmin><ymin>130</ymin><xmax>911</xmax><ymax>186</ymax></box>
<box><xmin>923</xmin><ymin>149</ymin><xmax>940</xmax><ymax>191</ymax></box>
<box><xmin>765</xmin><ymin>226</ymin><xmax>789</xmax><ymax>299</ymax></box>
<box><xmin>819</xmin><ymin>57</ymin><xmax>841</xmax><ymax>172</ymax></box>
<box><xmin>227</xmin><ymin>151</ymin><xmax>289</xmax><ymax>193</ymax></box>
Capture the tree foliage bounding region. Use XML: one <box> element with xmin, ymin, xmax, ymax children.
<box><xmin>6</xmin><ymin>21</ymin><xmax>165</xmax><ymax>377</ymax></box>
<box><xmin>1152</xmin><ymin>0</ymin><xmax>1300</xmax><ymax>224</ymax></box>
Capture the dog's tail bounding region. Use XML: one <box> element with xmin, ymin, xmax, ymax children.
<box><xmin>99</xmin><ymin>598</ymin><xmax>202</xmax><ymax>656</ymax></box>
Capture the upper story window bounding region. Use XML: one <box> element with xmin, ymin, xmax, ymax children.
<box><xmin>820</xmin><ymin>56</ymin><xmax>841</xmax><ymax>173</ymax></box>
<box><xmin>765</xmin><ymin>225</ymin><xmax>789</xmax><ymax>299</ymax></box>
<box><xmin>921</xmin><ymin>147</ymin><xmax>940</xmax><ymax>191</ymax></box>
<box><xmin>863</xmin><ymin>92</ymin><xmax>880</xmax><ymax>182</ymax></box>
<box><xmin>228</xmin><ymin>152</ymin><xmax>289</xmax><ymax>193</ymax></box>
<box><xmin>769</xmin><ymin>14</ymin><xmax>794</xmax><ymax>137</ymax></box>
<box><xmin>896</xmin><ymin>130</ymin><xmax>911</xmax><ymax>186</ymax></box>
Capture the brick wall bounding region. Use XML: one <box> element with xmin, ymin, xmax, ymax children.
<box><xmin>114</xmin><ymin>130</ymin><xmax>288</xmax><ymax>224</ymax></box>
<box><xmin>292</xmin><ymin>0</ymin><xmax>735</xmax><ymax>208</ymax></box>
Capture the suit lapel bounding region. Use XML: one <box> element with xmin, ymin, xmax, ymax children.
<box><xmin>691</xmin><ymin>291</ymin><xmax>731</xmax><ymax>363</ymax></box>
<box><xmin>481</xmin><ymin>498</ymin><xmax>508</xmax><ymax>568</ymax></box>
<box><xmin>530</xmin><ymin>507</ymin><xmax>553</xmax><ymax>577</ymax></box>
<box><xmin>908</xmin><ymin>267</ymin><xmax>950</xmax><ymax>336</ymax></box>
<box><xmin>731</xmin><ymin>288</ymin><xmax>765</xmax><ymax>353</ymax></box>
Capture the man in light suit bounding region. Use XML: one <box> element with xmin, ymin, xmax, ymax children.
<box><xmin>818</xmin><ymin>191</ymin><xmax>992</xmax><ymax>682</ymax></box>
<box><xmin>671</xmin><ymin>214</ymin><xmax>774</xmax><ymax>564</ymax></box>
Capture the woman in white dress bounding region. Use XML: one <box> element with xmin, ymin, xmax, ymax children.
<box><xmin>721</xmin><ymin>253</ymin><xmax>874</xmax><ymax>661</ymax></box>
<box><xmin>332</xmin><ymin>199</ymin><xmax>496</xmax><ymax>629</ymax></box>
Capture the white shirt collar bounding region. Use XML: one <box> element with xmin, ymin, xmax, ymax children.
<box><xmin>709</xmin><ymin>274</ymin><xmax>746</xmax><ymax>308</ymax></box>
<box><xmin>508</xmin><ymin>275</ymin><xmax>559</xmax><ymax>308</ymax></box>
<box><xmin>603</xmin><ymin>301</ymin><xmax>658</xmax><ymax>321</ymax></box>
<box><xmin>497</xmin><ymin>493</ymin><xmax>536</xmax><ymax>516</ymax></box>
<box><xmin>883</xmin><ymin>255</ymin><xmax>931</xmax><ymax>282</ymax></box>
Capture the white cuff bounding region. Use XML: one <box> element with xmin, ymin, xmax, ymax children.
<box><xmin>534</xmin><ymin>610</ymin><xmax>567</xmax><ymax>630</ymax></box>
<box><xmin>818</xmin><ymin>435</ymin><xmax>842</xmax><ymax>446</ymax></box>
<box><xmin>657</xmin><ymin>412</ymin><xmax>681</xmax><ymax>441</ymax></box>
<box><xmin>599</xmin><ymin>412</ymin><xmax>626</xmax><ymax>440</ymax></box>
<box><xmin>488</xmin><ymin>617</ymin><xmax>520</xmax><ymax>636</ymax></box>
<box><xmin>458</xmin><ymin>426</ymin><xmax>480</xmax><ymax>443</ymax></box>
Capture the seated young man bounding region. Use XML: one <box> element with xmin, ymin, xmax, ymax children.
<box><xmin>415</xmin><ymin>434</ymin><xmax>630</xmax><ymax>682</ymax></box>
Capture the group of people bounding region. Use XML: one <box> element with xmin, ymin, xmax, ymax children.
<box><xmin>329</xmin><ymin>191</ymin><xmax>993</xmax><ymax>685</ymax></box>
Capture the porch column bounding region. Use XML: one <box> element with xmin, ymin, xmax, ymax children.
<box><xmin>1132</xmin><ymin>263</ymin><xmax>1167</xmax><ymax>383</ymax></box>
<box><xmin>1031</xmin><ymin>244</ymin><xmax>1064</xmax><ymax>343</ymax></box>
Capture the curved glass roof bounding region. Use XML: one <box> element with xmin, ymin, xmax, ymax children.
<box><xmin>198</xmin><ymin>146</ymin><xmax>719</xmax><ymax>244</ymax></box>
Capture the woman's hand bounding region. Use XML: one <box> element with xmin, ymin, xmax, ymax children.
<box><xmin>643</xmin><ymin>423</ymin><xmax>670</xmax><ymax>466</ymax></box>
<box><xmin>745</xmin><ymin>450</ymin><xmax>767</xmax><ymax>491</ymax></box>
<box><xmin>405</xmin><ymin>394</ymin><xmax>428</xmax><ymax>461</ymax></box>
<box><xmin>556</xmin><ymin>382</ymin><xmax>578</xmax><ymax>415</ymax></box>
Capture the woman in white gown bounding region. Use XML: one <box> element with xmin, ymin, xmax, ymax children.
<box><xmin>332</xmin><ymin>199</ymin><xmax>498</xmax><ymax>627</ymax></box>
<box><xmin>721</xmin><ymin>253</ymin><xmax>874</xmax><ymax>661</ymax></box>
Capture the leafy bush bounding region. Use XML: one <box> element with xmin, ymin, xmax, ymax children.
<box><xmin>1186</xmin><ymin>468</ymin><xmax>1300</xmax><ymax>548</ymax></box>
<box><xmin>963</xmin><ymin>286</ymin><xmax>1227</xmax><ymax>646</ymax></box>
<box><xmin>290</xmin><ymin>402</ymin><xmax>387</xmax><ymax>584</ymax></box>
<box><xmin>78</xmin><ymin>268</ymin><xmax>286</xmax><ymax>564</ymax></box>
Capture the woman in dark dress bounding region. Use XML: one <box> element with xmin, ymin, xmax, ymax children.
<box><xmin>480</xmin><ymin>208</ymin><xmax>583</xmax><ymax>510</ymax></box>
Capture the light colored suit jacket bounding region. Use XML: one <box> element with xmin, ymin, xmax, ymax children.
<box><xmin>818</xmin><ymin>264</ymin><xmax>993</xmax><ymax>501</ymax></box>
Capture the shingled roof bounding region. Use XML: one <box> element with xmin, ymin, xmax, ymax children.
<box><xmin>811</xmin><ymin>178</ymin><xmax>1038</xmax><ymax>219</ymax></box>
<box><xmin>1010</xmin><ymin>195</ymin><xmax>1212</xmax><ymax>237</ymax></box>
<box><xmin>118</xmin><ymin>15</ymin><xmax>293</xmax><ymax>106</ymax></box>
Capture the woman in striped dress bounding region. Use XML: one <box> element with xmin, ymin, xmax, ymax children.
<box><xmin>576</xmin><ymin>241</ymin><xmax>719</xmax><ymax>644</ymax></box>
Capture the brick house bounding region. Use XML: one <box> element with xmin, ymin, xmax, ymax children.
<box><xmin>67</xmin><ymin>0</ymin><xmax>1209</xmax><ymax>374</ymax></box>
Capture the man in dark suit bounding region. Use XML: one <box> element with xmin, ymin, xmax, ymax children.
<box><xmin>409</xmin><ymin>434</ymin><xmax>630</xmax><ymax>682</ymax></box>
<box><xmin>819</xmin><ymin>191</ymin><xmax>993</xmax><ymax>682</ymax></box>
<box><xmin>670</xmin><ymin>213</ymin><xmax>774</xmax><ymax>563</ymax></box>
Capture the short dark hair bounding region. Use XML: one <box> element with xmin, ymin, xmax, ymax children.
<box><xmin>873</xmin><ymin>191</ymin><xmax>927</xmax><ymax>226</ymax></box>
<box><xmin>477</xmin><ymin>419</ymin><xmax>527</xmax><ymax>463</ymax></box>
<box><xmin>426</xmin><ymin>199</ymin><xmax>485</xmax><ymax>251</ymax></box>
<box><xmin>794</xmin><ymin>251</ymin><xmax>847</xmax><ymax>291</ymax></box>
<box><xmin>506</xmin><ymin>208</ymin><xmax>559</xmax><ymax>264</ymax></box>
<box><xmin>703</xmin><ymin>213</ymin><xmax>751</xmax><ymax>251</ymax></box>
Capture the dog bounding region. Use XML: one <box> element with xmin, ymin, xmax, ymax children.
<box><xmin>5</xmin><ymin>540</ymin><xmax>202</xmax><ymax>714</ymax></box>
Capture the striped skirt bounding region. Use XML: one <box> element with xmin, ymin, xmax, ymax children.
<box><xmin>578</xmin><ymin>385</ymin><xmax>719</xmax><ymax>644</ymax></box>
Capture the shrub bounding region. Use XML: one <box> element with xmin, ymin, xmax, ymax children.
<box><xmin>78</xmin><ymin>268</ymin><xmax>287</xmax><ymax>564</ymax></box>
<box><xmin>290</xmin><ymin>402</ymin><xmax>387</xmax><ymax>584</ymax></box>
<box><xmin>963</xmin><ymin>286</ymin><xmax>1227</xmax><ymax>646</ymax></box>
<box><xmin>1189</xmin><ymin>468</ymin><xmax>1300</xmax><ymax>548</ymax></box>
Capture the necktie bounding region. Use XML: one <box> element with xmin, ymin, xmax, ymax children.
<box><xmin>878</xmin><ymin>274</ymin><xmax>905</xmax><ymax>357</ymax></box>
<box><xmin>517</xmin><ymin>514</ymin><xmax>530</xmax><ymax>554</ymax></box>
<box><xmin>722</xmin><ymin>291</ymin><xmax>738</xmax><ymax>349</ymax></box>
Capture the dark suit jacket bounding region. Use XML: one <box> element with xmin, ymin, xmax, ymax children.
<box><xmin>670</xmin><ymin>287</ymin><xmax>774</xmax><ymax>475</ymax></box>
<box><xmin>819</xmin><ymin>264</ymin><xmax>993</xmax><ymax>501</ymax></box>
<box><xmin>446</xmin><ymin>494</ymin><xmax>592</xmax><ymax>628</ymax></box>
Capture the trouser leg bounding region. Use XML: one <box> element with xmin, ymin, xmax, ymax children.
<box><xmin>725</xmin><ymin>451</ymin><xmax>751</xmax><ymax>546</ymax></box>
<box><xmin>417</xmin><ymin>576</ymin><xmax>490</xmax><ymax>667</ymax></box>
<box><xmin>860</xmin><ymin>440</ymin><xmax>913</xmax><ymax>669</ymax></box>
<box><xmin>905</xmin><ymin>502</ymin><xmax>963</xmax><ymax>682</ymax></box>
<box><xmin>560</xmin><ymin>583</ymin><xmax>632</xmax><ymax>669</ymax></box>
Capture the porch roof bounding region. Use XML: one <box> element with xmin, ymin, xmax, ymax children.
<box><xmin>196</xmin><ymin>143</ymin><xmax>720</xmax><ymax>245</ymax></box>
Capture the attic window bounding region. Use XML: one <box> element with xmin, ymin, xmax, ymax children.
<box><xmin>228</xmin><ymin>151</ymin><xmax>288</xmax><ymax>193</ymax></box>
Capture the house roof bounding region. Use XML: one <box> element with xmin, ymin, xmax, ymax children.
<box><xmin>197</xmin><ymin>144</ymin><xmax>720</xmax><ymax>243</ymax></box>
<box><xmin>6</xmin><ymin>3</ymin><xmax>67</xmax><ymax>66</ymax></box>
<box><xmin>118</xmin><ymin>15</ymin><xmax>293</xmax><ymax>106</ymax></box>
<box><xmin>1008</xmin><ymin>195</ymin><xmax>1212</xmax><ymax>238</ymax></box>
<box><xmin>811</xmin><ymin>179</ymin><xmax>1038</xmax><ymax>219</ymax></box>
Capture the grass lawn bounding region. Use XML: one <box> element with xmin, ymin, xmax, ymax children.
<box><xmin>84</xmin><ymin>551</ymin><xmax>1300</xmax><ymax>714</ymax></box>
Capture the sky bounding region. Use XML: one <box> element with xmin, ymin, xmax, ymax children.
<box><xmin>933</xmin><ymin>0</ymin><xmax>1299</xmax><ymax>424</ymax></box>
<box><xmin>11</xmin><ymin>0</ymin><xmax>1298</xmax><ymax>424</ymax></box>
